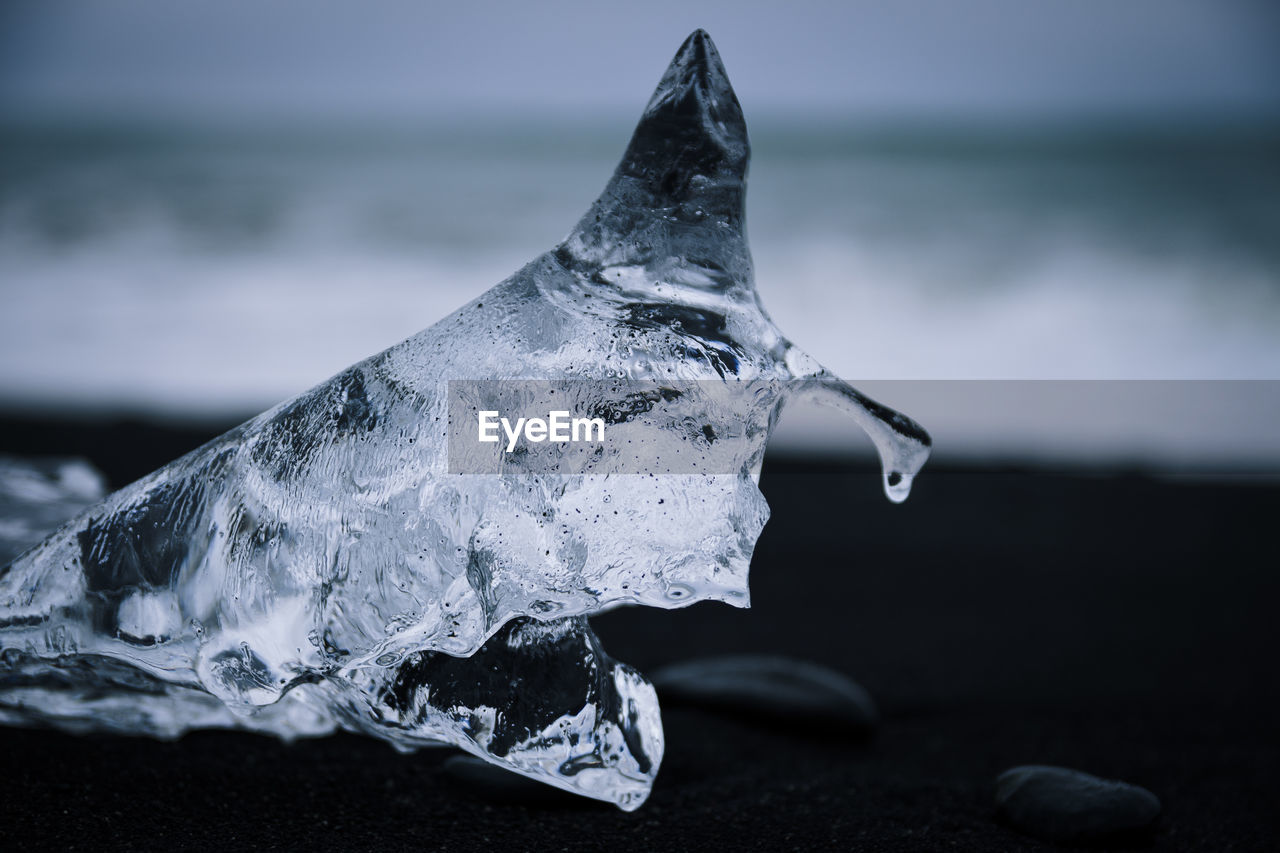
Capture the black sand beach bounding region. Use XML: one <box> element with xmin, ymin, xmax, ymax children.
<box><xmin>0</xmin><ymin>414</ymin><xmax>1276</xmax><ymax>851</ymax></box>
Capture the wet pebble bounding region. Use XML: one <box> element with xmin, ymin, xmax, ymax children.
<box><xmin>995</xmin><ymin>765</ymin><xmax>1161</xmax><ymax>843</ymax></box>
<box><xmin>441</xmin><ymin>755</ymin><xmax>584</xmax><ymax>807</ymax></box>
<box><xmin>649</xmin><ymin>654</ymin><xmax>878</xmax><ymax>732</ymax></box>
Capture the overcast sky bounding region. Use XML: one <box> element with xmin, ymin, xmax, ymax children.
<box><xmin>2</xmin><ymin>0</ymin><xmax>1279</xmax><ymax>122</ymax></box>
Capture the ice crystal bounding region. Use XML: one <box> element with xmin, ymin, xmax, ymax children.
<box><xmin>0</xmin><ymin>30</ymin><xmax>929</xmax><ymax>809</ymax></box>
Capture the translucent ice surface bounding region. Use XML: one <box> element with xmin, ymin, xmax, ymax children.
<box><xmin>0</xmin><ymin>31</ymin><xmax>929</xmax><ymax>809</ymax></box>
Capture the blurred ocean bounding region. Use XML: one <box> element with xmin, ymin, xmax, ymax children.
<box><xmin>1</xmin><ymin>118</ymin><xmax>1278</xmax><ymax>466</ymax></box>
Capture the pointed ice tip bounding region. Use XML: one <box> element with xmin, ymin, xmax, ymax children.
<box><xmin>640</xmin><ymin>29</ymin><xmax>746</xmax><ymax>159</ymax></box>
<box><xmin>587</xmin><ymin>29</ymin><xmax>748</xmax><ymax>225</ymax></box>
<box><xmin>563</xmin><ymin>30</ymin><xmax>752</xmax><ymax>274</ymax></box>
<box><xmin>662</xmin><ymin>29</ymin><xmax>721</xmax><ymax>94</ymax></box>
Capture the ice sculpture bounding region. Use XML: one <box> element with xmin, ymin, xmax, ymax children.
<box><xmin>0</xmin><ymin>30</ymin><xmax>929</xmax><ymax>809</ymax></box>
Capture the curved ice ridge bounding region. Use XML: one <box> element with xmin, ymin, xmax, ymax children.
<box><xmin>0</xmin><ymin>30</ymin><xmax>929</xmax><ymax>810</ymax></box>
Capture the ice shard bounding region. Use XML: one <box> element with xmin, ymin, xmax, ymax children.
<box><xmin>0</xmin><ymin>30</ymin><xmax>929</xmax><ymax>809</ymax></box>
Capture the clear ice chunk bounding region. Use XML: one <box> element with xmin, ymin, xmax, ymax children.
<box><xmin>0</xmin><ymin>456</ymin><xmax>107</xmax><ymax>566</ymax></box>
<box><xmin>0</xmin><ymin>30</ymin><xmax>929</xmax><ymax>809</ymax></box>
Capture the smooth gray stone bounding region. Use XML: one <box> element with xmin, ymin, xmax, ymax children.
<box><xmin>995</xmin><ymin>765</ymin><xmax>1161</xmax><ymax>843</ymax></box>
<box><xmin>649</xmin><ymin>654</ymin><xmax>878</xmax><ymax>731</ymax></box>
<box><xmin>441</xmin><ymin>755</ymin><xmax>585</xmax><ymax>807</ymax></box>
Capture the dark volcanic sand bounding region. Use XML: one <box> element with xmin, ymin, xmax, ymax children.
<box><xmin>0</xmin><ymin>414</ymin><xmax>1276</xmax><ymax>851</ymax></box>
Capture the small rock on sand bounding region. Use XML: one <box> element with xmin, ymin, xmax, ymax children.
<box><xmin>995</xmin><ymin>764</ymin><xmax>1161</xmax><ymax>843</ymax></box>
<box><xmin>441</xmin><ymin>755</ymin><xmax>584</xmax><ymax>807</ymax></box>
<box><xmin>649</xmin><ymin>654</ymin><xmax>878</xmax><ymax>732</ymax></box>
